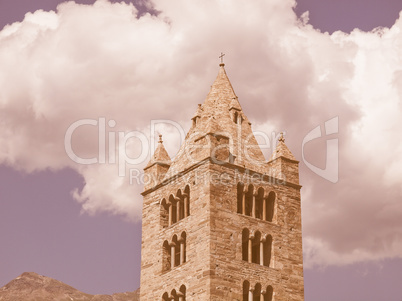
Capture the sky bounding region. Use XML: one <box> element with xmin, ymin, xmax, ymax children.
<box><xmin>0</xmin><ymin>0</ymin><xmax>402</xmax><ymax>300</ymax></box>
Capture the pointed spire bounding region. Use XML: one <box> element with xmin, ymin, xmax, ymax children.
<box><xmin>164</xmin><ymin>62</ymin><xmax>267</xmax><ymax>178</ymax></box>
<box><xmin>269</xmin><ymin>133</ymin><xmax>297</xmax><ymax>161</ymax></box>
<box><xmin>145</xmin><ymin>134</ymin><xmax>171</xmax><ymax>168</ymax></box>
<box><xmin>200</xmin><ymin>61</ymin><xmax>237</xmax><ymax>117</ymax></box>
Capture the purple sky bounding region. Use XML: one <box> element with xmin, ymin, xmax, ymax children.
<box><xmin>1</xmin><ymin>0</ymin><xmax>402</xmax><ymax>300</ymax></box>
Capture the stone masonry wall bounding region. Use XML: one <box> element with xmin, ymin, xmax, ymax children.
<box><xmin>141</xmin><ymin>163</ymin><xmax>213</xmax><ymax>300</ymax></box>
<box><xmin>208</xmin><ymin>163</ymin><xmax>304</xmax><ymax>301</ymax></box>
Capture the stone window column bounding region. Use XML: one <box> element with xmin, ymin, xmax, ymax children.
<box><xmin>168</xmin><ymin>203</ymin><xmax>173</xmax><ymax>226</ymax></box>
<box><xmin>182</xmin><ymin>193</ymin><xmax>189</xmax><ymax>217</ymax></box>
<box><xmin>252</xmin><ymin>193</ymin><xmax>257</xmax><ymax>218</ymax></box>
<box><xmin>248</xmin><ymin>288</ymin><xmax>254</xmax><ymax>301</ymax></box>
<box><xmin>242</xmin><ymin>188</ymin><xmax>246</xmax><ymax>215</ymax></box>
<box><xmin>261</xmin><ymin>290</ymin><xmax>266</xmax><ymax>301</ymax></box>
<box><xmin>175</xmin><ymin>196</ymin><xmax>181</xmax><ymax>221</ymax></box>
<box><xmin>260</xmin><ymin>237</ymin><xmax>266</xmax><ymax>266</ymax></box>
<box><xmin>169</xmin><ymin>242</ymin><xmax>176</xmax><ymax>269</ymax></box>
<box><xmin>179</xmin><ymin>238</ymin><xmax>185</xmax><ymax>265</ymax></box>
<box><xmin>177</xmin><ymin>292</ymin><xmax>185</xmax><ymax>301</ymax></box>
<box><xmin>248</xmin><ymin>235</ymin><xmax>254</xmax><ymax>263</ymax></box>
<box><xmin>262</xmin><ymin>197</ymin><xmax>267</xmax><ymax>221</ymax></box>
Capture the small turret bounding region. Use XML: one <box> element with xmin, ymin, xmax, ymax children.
<box><xmin>267</xmin><ymin>133</ymin><xmax>299</xmax><ymax>185</ymax></box>
<box><xmin>143</xmin><ymin>134</ymin><xmax>171</xmax><ymax>190</ymax></box>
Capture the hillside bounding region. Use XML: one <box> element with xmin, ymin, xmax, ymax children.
<box><xmin>0</xmin><ymin>272</ymin><xmax>139</xmax><ymax>301</ymax></box>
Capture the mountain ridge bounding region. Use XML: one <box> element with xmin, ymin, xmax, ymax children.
<box><xmin>0</xmin><ymin>272</ymin><xmax>139</xmax><ymax>301</ymax></box>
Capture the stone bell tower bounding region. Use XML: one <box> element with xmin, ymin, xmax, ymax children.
<box><xmin>140</xmin><ymin>61</ymin><xmax>304</xmax><ymax>300</ymax></box>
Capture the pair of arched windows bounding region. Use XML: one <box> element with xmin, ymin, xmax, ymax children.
<box><xmin>162</xmin><ymin>232</ymin><xmax>186</xmax><ymax>272</ymax></box>
<box><xmin>161</xmin><ymin>185</ymin><xmax>190</xmax><ymax>228</ymax></box>
<box><xmin>242</xmin><ymin>229</ymin><xmax>272</xmax><ymax>267</ymax></box>
<box><xmin>237</xmin><ymin>183</ymin><xmax>275</xmax><ymax>222</ymax></box>
<box><xmin>243</xmin><ymin>281</ymin><xmax>273</xmax><ymax>301</ymax></box>
<box><xmin>162</xmin><ymin>285</ymin><xmax>186</xmax><ymax>301</ymax></box>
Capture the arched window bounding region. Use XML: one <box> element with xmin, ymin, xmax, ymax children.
<box><xmin>162</xmin><ymin>286</ymin><xmax>186</xmax><ymax>301</ymax></box>
<box><xmin>169</xmin><ymin>194</ymin><xmax>177</xmax><ymax>225</ymax></box>
<box><xmin>180</xmin><ymin>232</ymin><xmax>187</xmax><ymax>265</ymax></box>
<box><xmin>163</xmin><ymin>186</ymin><xmax>191</xmax><ymax>228</ymax></box>
<box><xmin>263</xmin><ymin>235</ymin><xmax>272</xmax><ymax>267</ymax></box>
<box><xmin>252</xmin><ymin>231</ymin><xmax>261</xmax><ymax>264</ymax></box>
<box><xmin>170</xmin><ymin>289</ymin><xmax>178</xmax><ymax>301</ymax></box>
<box><xmin>164</xmin><ymin>232</ymin><xmax>186</xmax><ymax>272</ymax></box>
<box><xmin>243</xmin><ymin>280</ymin><xmax>250</xmax><ymax>301</ymax></box>
<box><xmin>172</xmin><ymin>235</ymin><xmax>180</xmax><ymax>268</ymax></box>
<box><xmin>179</xmin><ymin>285</ymin><xmax>186</xmax><ymax>301</ymax></box>
<box><xmin>237</xmin><ymin>184</ymin><xmax>276</xmax><ymax>223</ymax></box>
<box><xmin>265</xmin><ymin>191</ymin><xmax>275</xmax><ymax>222</ymax></box>
<box><xmin>237</xmin><ymin>182</ymin><xmax>244</xmax><ymax>214</ymax></box>
<box><xmin>184</xmin><ymin>185</ymin><xmax>190</xmax><ymax>217</ymax></box>
<box><xmin>234</xmin><ymin>111</ymin><xmax>238</xmax><ymax>124</ymax></box>
<box><xmin>253</xmin><ymin>283</ymin><xmax>262</xmax><ymax>301</ymax></box>
<box><xmin>242</xmin><ymin>228</ymin><xmax>249</xmax><ymax>262</ymax></box>
<box><xmin>242</xmin><ymin>230</ymin><xmax>272</xmax><ymax>267</ymax></box>
<box><xmin>161</xmin><ymin>198</ymin><xmax>169</xmax><ymax>228</ymax></box>
<box><xmin>176</xmin><ymin>189</ymin><xmax>184</xmax><ymax>221</ymax></box>
<box><xmin>256</xmin><ymin>187</ymin><xmax>264</xmax><ymax>219</ymax></box>
<box><xmin>263</xmin><ymin>285</ymin><xmax>273</xmax><ymax>301</ymax></box>
<box><xmin>162</xmin><ymin>292</ymin><xmax>170</xmax><ymax>301</ymax></box>
<box><xmin>162</xmin><ymin>240</ymin><xmax>171</xmax><ymax>272</ymax></box>
<box><xmin>245</xmin><ymin>184</ymin><xmax>254</xmax><ymax>216</ymax></box>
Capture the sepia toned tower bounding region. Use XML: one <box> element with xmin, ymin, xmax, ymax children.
<box><xmin>140</xmin><ymin>61</ymin><xmax>304</xmax><ymax>301</ymax></box>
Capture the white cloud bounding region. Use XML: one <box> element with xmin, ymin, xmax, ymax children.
<box><xmin>0</xmin><ymin>0</ymin><xmax>401</xmax><ymax>267</ymax></box>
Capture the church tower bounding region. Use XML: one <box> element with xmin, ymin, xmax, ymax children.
<box><xmin>140</xmin><ymin>62</ymin><xmax>304</xmax><ymax>301</ymax></box>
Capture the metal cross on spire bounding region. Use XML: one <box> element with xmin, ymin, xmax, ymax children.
<box><xmin>219</xmin><ymin>52</ymin><xmax>225</xmax><ymax>65</ymax></box>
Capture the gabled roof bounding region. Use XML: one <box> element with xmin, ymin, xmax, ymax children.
<box><xmin>145</xmin><ymin>135</ymin><xmax>171</xmax><ymax>169</ymax></box>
